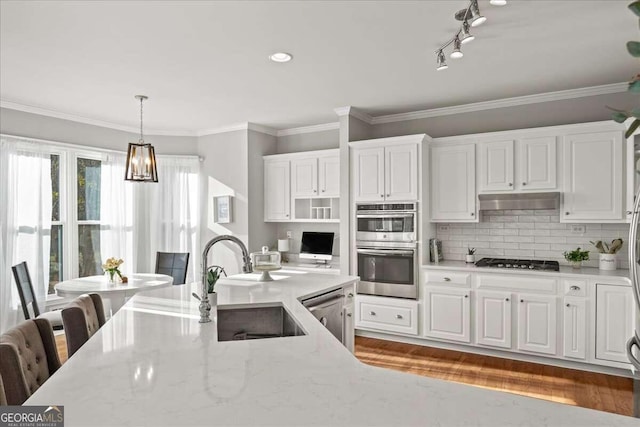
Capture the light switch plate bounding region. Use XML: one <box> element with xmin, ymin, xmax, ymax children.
<box><xmin>571</xmin><ymin>225</ymin><xmax>586</xmax><ymax>235</ymax></box>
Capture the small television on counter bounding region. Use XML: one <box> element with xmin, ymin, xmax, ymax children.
<box><xmin>300</xmin><ymin>232</ymin><xmax>334</xmax><ymax>262</ymax></box>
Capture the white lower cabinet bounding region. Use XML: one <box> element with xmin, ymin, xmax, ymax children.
<box><xmin>343</xmin><ymin>304</ymin><xmax>354</xmax><ymax>353</ymax></box>
<box><xmin>476</xmin><ymin>291</ymin><xmax>512</xmax><ymax>349</ymax></box>
<box><xmin>595</xmin><ymin>284</ymin><xmax>634</xmax><ymax>363</ymax></box>
<box><xmin>563</xmin><ymin>297</ymin><xmax>587</xmax><ymax>360</ymax></box>
<box><xmin>355</xmin><ymin>295</ymin><xmax>418</xmax><ymax>335</ymax></box>
<box><xmin>517</xmin><ymin>294</ymin><xmax>557</xmax><ymax>355</ymax></box>
<box><xmin>423</xmin><ymin>287</ymin><xmax>470</xmax><ymax>343</ymax></box>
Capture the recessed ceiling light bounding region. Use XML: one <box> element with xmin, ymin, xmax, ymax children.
<box><xmin>269</xmin><ymin>52</ymin><xmax>293</xmax><ymax>63</ymax></box>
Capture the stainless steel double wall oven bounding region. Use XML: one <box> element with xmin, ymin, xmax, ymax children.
<box><xmin>355</xmin><ymin>203</ymin><xmax>418</xmax><ymax>299</ymax></box>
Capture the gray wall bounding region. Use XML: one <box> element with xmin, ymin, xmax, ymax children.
<box><xmin>370</xmin><ymin>92</ymin><xmax>638</xmax><ymax>139</ymax></box>
<box><xmin>0</xmin><ymin>107</ymin><xmax>198</xmax><ymax>154</ymax></box>
<box><xmin>248</xmin><ymin>130</ymin><xmax>277</xmax><ymax>252</ymax></box>
<box><xmin>275</xmin><ymin>223</ymin><xmax>340</xmax><ymax>256</ymax></box>
<box><xmin>276</xmin><ymin>129</ymin><xmax>338</xmax><ymax>154</ymax></box>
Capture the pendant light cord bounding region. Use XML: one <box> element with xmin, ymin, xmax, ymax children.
<box><xmin>139</xmin><ymin>96</ymin><xmax>144</xmax><ymax>143</ymax></box>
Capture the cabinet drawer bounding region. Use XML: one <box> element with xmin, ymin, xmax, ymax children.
<box><xmin>426</xmin><ymin>271</ymin><xmax>471</xmax><ymax>287</ymax></box>
<box><xmin>477</xmin><ymin>274</ymin><xmax>557</xmax><ymax>294</ymax></box>
<box><xmin>562</xmin><ymin>279</ymin><xmax>587</xmax><ymax>297</ymax></box>
<box><xmin>355</xmin><ymin>295</ymin><xmax>418</xmax><ymax>335</ymax></box>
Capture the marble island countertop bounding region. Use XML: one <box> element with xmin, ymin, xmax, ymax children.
<box><xmin>26</xmin><ymin>269</ymin><xmax>637</xmax><ymax>426</ymax></box>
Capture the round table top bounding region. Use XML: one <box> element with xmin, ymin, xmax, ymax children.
<box><xmin>55</xmin><ymin>274</ymin><xmax>173</xmax><ymax>297</ymax></box>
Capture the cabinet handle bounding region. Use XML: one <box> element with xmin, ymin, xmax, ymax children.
<box><xmin>348</xmin><ymin>293</ymin><xmax>354</xmax><ymax>298</ymax></box>
<box><xmin>444</xmin><ymin>277</ymin><xmax>451</xmax><ymax>282</ymax></box>
<box><xmin>505</xmin><ymin>298</ymin><xmax>510</xmax><ymax>302</ymax></box>
<box><xmin>508</xmin><ymin>183</ymin><xmax>513</xmax><ymax>187</ymax></box>
<box><xmin>627</xmin><ymin>210</ymin><xmax>633</xmax><ymax>215</ymax></box>
<box><xmin>565</xmin><ymin>212</ymin><xmax>569</xmax><ymax>216</ymax></box>
<box><xmin>522</xmin><ymin>182</ymin><xmax>527</xmax><ymax>186</ymax></box>
<box><xmin>520</xmin><ymin>299</ymin><xmax>524</xmax><ymax>303</ymax></box>
<box><xmin>285</xmin><ymin>214</ymin><xmax>289</xmax><ymax>217</ymax></box>
<box><xmin>396</xmin><ymin>314</ymin><xmax>403</xmax><ymax>319</ymax></box>
<box><xmin>566</xmin><ymin>303</ymin><xmax>571</xmax><ymax>307</ymax></box>
<box><xmin>347</xmin><ymin>313</ymin><xmax>352</xmax><ymax>317</ymax></box>
<box><xmin>470</xmin><ymin>212</ymin><xmax>475</xmax><ymax>216</ymax></box>
<box><xmin>380</xmin><ymin>194</ymin><xmax>384</xmax><ymax>198</ymax></box>
<box><xmin>570</xmin><ymin>285</ymin><xmax>581</xmax><ymax>291</ymax></box>
<box><xmin>313</xmin><ymin>189</ymin><xmax>317</xmax><ymax>193</ymax></box>
<box><xmin>369</xmin><ymin>311</ymin><xmax>376</xmax><ymax>316</ymax></box>
<box><xmin>464</xmin><ymin>295</ymin><xmax>469</xmax><ymax>298</ymax></box>
<box><xmin>386</xmin><ymin>194</ymin><xmax>390</xmax><ymax>197</ymax></box>
<box><xmin>322</xmin><ymin>189</ymin><xmax>325</xmax><ymax>193</ymax></box>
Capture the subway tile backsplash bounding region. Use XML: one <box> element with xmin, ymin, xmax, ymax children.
<box><xmin>436</xmin><ymin>209</ymin><xmax>629</xmax><ymax>269</ymax></box>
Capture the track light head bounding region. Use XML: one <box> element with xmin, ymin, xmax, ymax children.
<box><xmin>436</xmin><ymin>50</ymin><xmax>448</xmax><ymax>71</ymax></box>
<box><xmin>451</xmin><ymin>37</ymin><xmax>463</xmax><ymax>59</ymax></box>
<box><xmin>470</xmin><ymin>0</ymin><xmax>487</xmax><ymax>27</ymax></box>
<box><xmin>460</xmin><ymin>20</ymin><xmax>475</xmax><ymax>44</ymax></box>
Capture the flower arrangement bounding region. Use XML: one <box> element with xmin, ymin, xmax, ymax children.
<box><xmin>103</xmin><ymin>257</ymin><xmax>124</xmax><ymax>283</ymax></box>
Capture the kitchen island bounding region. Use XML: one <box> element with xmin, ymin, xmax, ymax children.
<box><xmin>26</xmin><ymin>270</ymin><xmax>637</xmax><ymax>426</ymax></box>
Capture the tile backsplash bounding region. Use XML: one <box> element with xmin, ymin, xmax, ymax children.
<box><xmin>435</xmin><ymin>209</ymin><xmax>629</xmax><ymax>269</ymax></box>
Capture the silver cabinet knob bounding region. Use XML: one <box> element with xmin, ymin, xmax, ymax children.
<box><xmin>322</xmin><ymin>189</ymin><xmax>325</xmax><ymax>192</ymax></box>
<box><xmin>522</xmin><ymin>182</ymin><xmax>527</xmax><ymax>186</ymax></box>
<box><xmin>444</xmin><ymin>277</ymin><xmax>451</xmax><ymax>282</ymax></box>
<box><xmin>386</xmin><ymin>194</ymin><xmax>390</xmax><ymax>197</ymax></box>
<box><xmin>627</xmin><ymin>210</ymin><xmax>633</xmax><ymax>215</ymax></box>
<box><xmin>285</xmin><ymin>214</ymin><xmax>289</xmax><ymax>217</ymax></box>
<box><xmin>396</xmin><ymin>314</ymin><xmax>403</xmax><ymax>319</ymax></box>
<box><xmin>347</xmin><ymin>313</ymin><xmax>352</xmax><ymax>317</ymax></box>
<box><xmin>464</xmin><ymin>295</ymin><xmax>469</xmax><ymax>298</ymax></box>
<box><xmin>505</xmin><ymin>298</ymin><xmax>510</xmax><ymax>302</ymax></box>
<box><xmin>566</xmin><ymin>303</ymin><xmax>571</xmax><ymax>307</ymax></box>
<box><xmin>471</xmin><ymin>212</ymin><xmax>475</xmax><ymax>216</ymax></box>
<box><xmin>565</xmin><ymin>212</ymin><xmax>570</xmax><ymax>215</ymax></box>
<box><xmin>570</xmin><ymin>286</ymin><xmax>580</xmax><ymax>291</ymax></box>
<box><xmin>520</xmin><ymin>299</ymin><xmax>524</xmax><ymax>303</ymax></box>
<box><xmin>508</xmin><ymin>183</ymin><xmax>513</xmax><ymax>187</ymax></box>
<box><xmin>369</xmin><ymin>311</ymin><xmax>376</xmax><ymax>316</ymax></box>
<box><xmin>313</xmin><ymin>189</ymin><xmax>317</xmax><ymax>193</ymax></box>
<box><xmin>348</xmin><ymin>293</ymin><xmax>354</xmax><ymax>298</ymax></box>
<box><xmin>380</xmin><ymin>194</ymin><xmax>384</xmax><ymax>198</ymax></box>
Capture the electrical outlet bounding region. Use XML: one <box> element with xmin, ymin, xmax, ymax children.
<box><xmin>438</xmin><ymin>225</ymin><xmax>450</xmax><ymax>232</ymax></box>
<box><xmin>571</xmin><ymin>225</ymin><xmax>586</xmax><ymax>235</ymax></box>
<box><xmin>286</xmin><ymin>230</ymin><xmax>292</xmax><ymax>238</ymax></box>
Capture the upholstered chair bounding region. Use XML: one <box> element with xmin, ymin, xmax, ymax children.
<box><xmin>61</xmin><ymin>293</ymin><xmax>106</xmax><ymax>357</ymax></box>
<box><xmin>0</xmin><ymin>373</ymin><xmax>7</xmax><ymax>406</ymax></box>
<box><xmin>11</xmin><ymin>262</ymin><xmax>63</xmax><ymax>330</ymax></box>
<box><xmin>155</xmin><ymin>252</ymin><xmax>189</xmax><ymax>285</ymax></box>
<box><xmin>0</xmin><ymin>318</ymin><xmax>61</xmax><ymax>405</ymax></box>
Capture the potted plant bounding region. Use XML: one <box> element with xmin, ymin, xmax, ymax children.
<box><xmin>590</xmin><ymin>239</ymin><xmax>624</xmax><ymax>271</ymax></box>
<box><xmin>206</xmin><ymin>265</ymin><xmax>226</xmax><ymax>305</ymax></box>
<box><xmin>563</xmin><ymin>248</ymin><xmax>590</xmax><ymax>269</ymax></box>
<box><xmin>466</xmin><ymin>247</ymin><xmax>476</xmax><ymax>264</ymax></box>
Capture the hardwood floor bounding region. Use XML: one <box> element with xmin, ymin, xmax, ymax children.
<box><xmin>355</xmin><ymin>336</ymin><xmax>634</xmax><ymax>417</ymax></box>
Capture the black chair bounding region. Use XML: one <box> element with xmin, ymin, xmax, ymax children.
<box><xmin>11</xmin><ymin>262</ymin><xmax>63</xmax><ymax>330</ymax></box>
<box><xmin>154</xmin><ymin>252</ymin><xmax>189</xmax><ymax>285</ymax></box>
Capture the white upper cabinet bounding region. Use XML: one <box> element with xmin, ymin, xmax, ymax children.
<box><xmin>384</xmin><ymin>143</ymin><xmax>418</xmax><ymax>201</ymax></box>
<box><xmin>291</xmin><ymin>158</ymin><xmax>318</xmax><ymax>197</ymax></box>
<box><xmin>479</xmin><ymin>140</ymin><xmax>514</xmax><ymax>192</ymax></box>
<box><xmin>264</xmin><ymin>159</ymin><xmax>291</xmax><ymax>221</ymax></box>
<box><xmin>430</xmin><ymin>144</ymin><xmax>476</xmax><ymax>222</ymax></box>
<box><xmin>518</xmin><ymin>136</ymin><xmax>557</xmax><ymax>190</ymax></box>
<box><xmin>353</xmin><ymin>147</ymin><xmax>385</xmax><ymax>202</ymax></box>
<box><xmin>562</xmin><ymin>130</ymin><xmax>623</xmax><ymax>222</ymax></box>
<box><xmin>318</xmin><ymin>155</ymin><xmax>340</xmax><ymax>197</ymax></box>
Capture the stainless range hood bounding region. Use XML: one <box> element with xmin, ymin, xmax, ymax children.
<box><xmin>478</xmin><ymin>192</ymin><xmax>560</xmax><ymax>211</ymax></box>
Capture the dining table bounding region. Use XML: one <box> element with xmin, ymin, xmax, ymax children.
<box><xmin>55</xmin><ymin>273</ymin><xmax>173</xmax><ymax>316</ymax></box>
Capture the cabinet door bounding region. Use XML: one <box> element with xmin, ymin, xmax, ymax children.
<box><xmin>518</xmin><ymin>136</ymin><xmax>557</xmax><ymax>190</ymax></box>
<box><xmin>353</xmin><ymin>147</ymin><xmax>385</xmax><ymax>202</ymax></box>
<box><xmin>384</xmin><ymin>143</ymin><xmax>418</xmax><ymax>201</ymax></box>
<box><xmin>479</xmin><ymin>140</ymin><xmax>514</xmax><ymax>192</ymax></box>
<box><xmin>517</xmin><ymin>294</ymin><xmax>557</xmax><ymax>355</ymax></box>
<box><xmin>596</xmin><ymin>284</ymin><xmax>634</xmax><ymax>363</ymax></box>
<box><xmin>291</xmin><ymin>158</ymin><xmax>318</xmax><ymax>197</ymax></box>
<box><xmin>424</xmin><ymin>287</ymin><xmax>470</xmax><ymax>343</ymax></box>
<box><xmin>476</xmin><ymin>291</ymin><xmax>512</xmax><ymax>349</ymax></box>
<box><xmin>264</xmin><ymin>160</ymin><xmax>290</xmax><ymax>221</ymax></box>
<box><xmin>318</xmin><ymin>155</ymin><xmax>340</xmax><ymax>197</ymax></box>
<box><xmin>343</xmin><ymin>304</ymin><xmax>354</xmax><ymax>353</ymax></box>
<box><xmin>562</xmin><ymin>131</ymin><xmax>623</xmax><ymax>221</ymax></box>
<box><xmin>563</xmin><ymin>297</ymin><xmax>586</xmax><ymax>360</ymax></box>
<box><xmin>431</xmin><ymin>144</ymin><xmax>476</xmax><ymax>222</ymax></box>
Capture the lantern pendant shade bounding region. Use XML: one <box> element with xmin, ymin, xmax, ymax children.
<box><xmin>125</xmin><ymin>142</ymin><xmax>158</xmax><ymax>182</ymax></box>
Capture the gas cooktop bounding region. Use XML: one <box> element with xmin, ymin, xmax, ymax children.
<box><xmin>474</xmin><ymin>258</ymin><xmax>560</xmax><ymax>272</ymax></box>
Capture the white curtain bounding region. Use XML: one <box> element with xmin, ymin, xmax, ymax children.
<box><xmin>144</xmin><ymin>157</ymin><xmax>200</xmax><ymax>283</ymax></box>
<box><xmin>0</xmin><ymin>138</ymin><xmax>52</xmax><ymax>332</ymax></box>
<box><xmin>100</xmin><ymin>153</ymin><xmax>135</xmax><ymax>276</ymax></box>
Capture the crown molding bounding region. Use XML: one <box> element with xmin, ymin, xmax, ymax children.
<box><xmin>334</xmin><ymin>106</ymin><xmax>373</xmax><ymax>124</ymax></box>
<box><xmin>0</xmin><ymin>99</ymin><xmax>197</xmax><ymax>136</ymax></box>
<box><xmin>370</xmin><ymin>82</ymin><xmax>629</xmax><ymax>125</ymax></box>
<box><xmin>247</xmin><ymin>123</ymin><xmax>278</xmax><ymax>136</ymax></box>
<box><xmin>276</xmin><ymin>122</ymin><xmax>339</xmax><ymax>137</ymax></box>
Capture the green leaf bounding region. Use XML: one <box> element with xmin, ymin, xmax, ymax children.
<box><xmin>629</xmin><ymin>79</ymin><xmax>640</xmax><ymax>93</ymax></box>
<box><xmin>612</xmin><ymin>111</ymin><xmax>630</xmax><ymax>123</ymax></box>
<box><xmin>627</xmin><ymin>41</ymin><xmax>640</xmax><ymax>57</ymax></box>
<box><xmin>629</xmin><ymin>1</ymin><xmax>640</xmax><ymax>17</ymax></box>
<box><xmin>631</xmin><ymin>108</ymin><xmax>640</xmax><ymax>119</ymax></box>
<box><xmin>626</xmin><ymin>119</ymin><xmax>640</xmax><ymax>138</ymax></box>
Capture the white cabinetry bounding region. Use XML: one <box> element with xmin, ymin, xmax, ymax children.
<box><xmin>562</xmin><ymin>131</ymin><xmax>623</xmax><ymax>222</ymax></box>
<box><xmin>476</xmin><ymin>291</ymin><xmax>512</xmax><ymax>349</ymax></box>
<box><xmin>264</xmin><ymin>159</ymin><xmax>290</xmax><ymax>221</ymax></box>
<box><xmin>342</xmin><ymin>283</ymin><xmax>355</xmax><ymax>353</ymax></box>
<box><xmin>479</xmin><ymin>140</ymin><xmax>514</xmax><ymax>192</ymax></box>
<box><xmin>423</xmin><ymin>286</ymin><xmax>470</xmax><ymax>343</ymax></box>
<box><xmin>291</xmin><ymin>158</ymin><xmax>318</xmax><ymax>197</ymax></box>
<box><xmin>563</xmin><ymin>297</ymin><xmax>587</xmax><ymax>360</ymax></box>
<box><xmin>517</xmin><ymin>294</ymin><xmax>557</xmax><ymax>355</ymax></box>
<box><xmin>319</xmin><ymin>155</ymin><xmax>340</xmax><ymax>197</ymax></box>
<box><xmin>430</xmin><ymin>144</ymin><xmax>477</xmax><ymax>222</ymax></box>
<box><xmin>355</xmin><ymin>294</ymin><xmax>418</xmax><ymax>335</ymax></box>
<box><xmin>595</xmin><ymin>284</ymin><xmax>634</xmax><ymax>363</ymax></box>
<box><xmin>351</xmin><ymin>135</ymin><xmax>422</xmax><ymax>203</ymax></box>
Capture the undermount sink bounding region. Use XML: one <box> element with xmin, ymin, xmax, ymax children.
<box><xmin>217</xmin><ymin>304</ymin><xmax>306</xmax><ymax>342</ymax></box>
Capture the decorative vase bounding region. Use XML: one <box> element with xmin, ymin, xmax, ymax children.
<box><xmin>599</xmin><ymin>254</ymin><xmax>616</xmax><ymax>271</ymax></box>
<box><xmin>465</xmin><ymin>255</ymin><xmax>475</xmax><ymax>264</ymax></box>
<box><xmin>571</xmin><ymin>261</ymin><xmax>582</xmax><ymax>269</ymax></box>
<box><xmin>207</xmin><ymin>292</ymin><xmax>217</xmax><ymax>307</ymax></box>
<box><xmin>107</xmin><ymin>271</ymin><xmax>117</xmax><ymax>283</ymax></box>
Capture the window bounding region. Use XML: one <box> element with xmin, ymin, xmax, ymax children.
<box><xmin>76</xmin><ymin>157</ymin><xmax>102</xmax><ymax>277</ymax></box>
<box><xmin>49</xmin><ymin>154</ymin><xmax>62</xmax><ymax>294</ymax></box>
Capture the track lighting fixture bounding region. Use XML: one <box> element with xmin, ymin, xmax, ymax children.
<box><xmin>436</xmin><ymin>50</ymin><xmax>448</xmax><ymax>70</ymax></box>
<box><xmin>434</xmin><ymin>0</ymin><xmax>506</xmax><ymax>70</ymax></box>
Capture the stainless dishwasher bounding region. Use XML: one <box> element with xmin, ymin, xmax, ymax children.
<box><xmin>302</xmin><ymin>288</ymin><xmax>344</xmax><ymax>344</ymax></box>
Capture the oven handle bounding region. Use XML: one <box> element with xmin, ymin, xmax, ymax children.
<box><xmin>356</xmin><ymin>213</ymin><xmax>415</xmax><ymax>219</ymax></box>
<box><xmin>356</xmin><ymin>249</ymin><xmax>415</xmax><ymax>256</ymax></box>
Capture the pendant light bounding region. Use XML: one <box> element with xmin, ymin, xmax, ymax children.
<box><xmin>125</xmin><ymin>95</ymin><xmax>158</xmax><ymax>182</ymax></box>
<box><xmin>450</xmin><ymin>36</ymin><xmax>463</xmax><ymax>59</ymax></box>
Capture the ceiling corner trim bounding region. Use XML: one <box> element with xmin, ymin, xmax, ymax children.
<box><xmin>370</xmin><ymin>82</ymin><xmax>629</xmax><ymax>125</ymax></box>
<box><xmin>276</xmin><ymin>122</ymin><xmax>340</xmax><ymax>137</ymax></box>
<box><xmin>247</xmin><ymin>123</ymin><xmax>278</xmax><ymax>136</ymax></box>
<box><xmin>0</xmin><ymin>99</ymin><xmax>197</xmax><ymax>136</ymax></box>
<box><xmin>334</xmin><ymin>106</ymin><xmax>373</xmax><ymax>124</ymax></box>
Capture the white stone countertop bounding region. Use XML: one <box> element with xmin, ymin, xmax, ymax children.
<box><xmin>26</xmin><ymin>269</ymin><xmax>638</xmax><ymax>426</ymax></box>
<box><xmin>423</xmin><ymin>261</ymin><xmax>632</xmax><ymax>282</ymax></box>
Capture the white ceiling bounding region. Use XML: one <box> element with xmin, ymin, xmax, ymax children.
<box><xmin>0</xmin><ymin>1</ymin><xmax>636</xmax><ymax>134</ymax></box>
